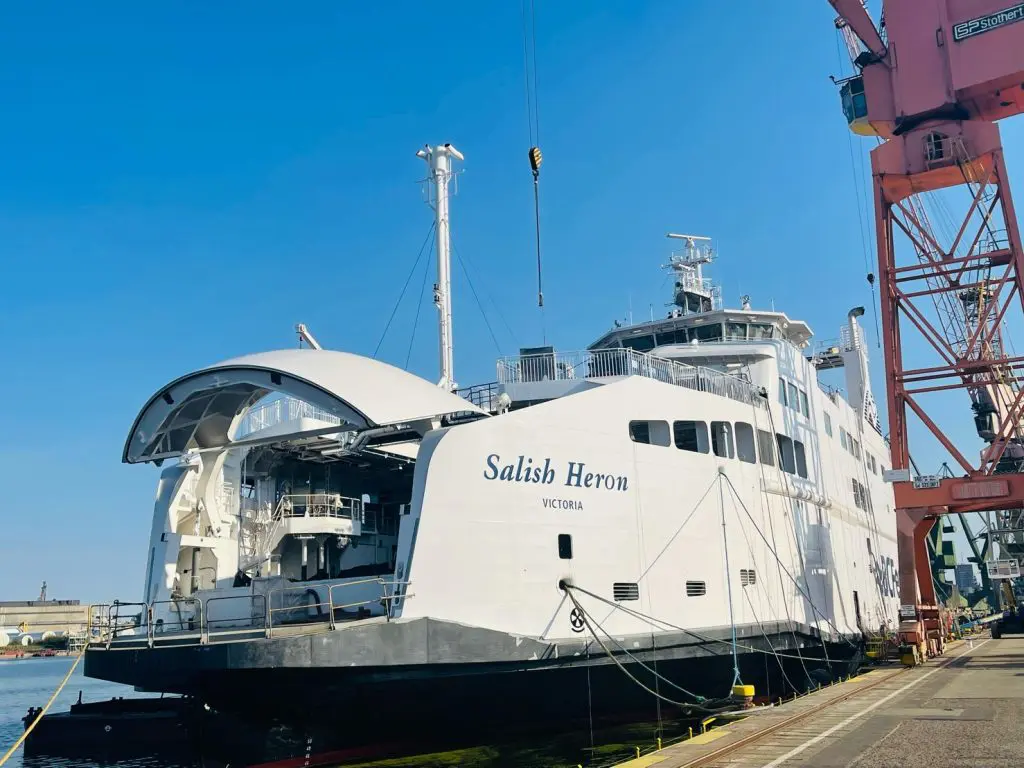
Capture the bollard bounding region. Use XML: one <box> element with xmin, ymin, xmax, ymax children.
<box><xmin>688</xmin><ymin>726</ymin><xmax>693</xmax><ymax>740</ymax></box>
<box><xmin>635</xmin><ymin>747</ymin><xmax>641</xmax><ymax>758</ymax></box>
<box><xmin>657</xmin><ymin>737</ymin><xmax>662</xmax><ymax>751</ymax></box>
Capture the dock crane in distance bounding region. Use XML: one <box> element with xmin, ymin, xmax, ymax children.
<box><xmin>829</xmin><ymin>0</ymin><xmax>1024</xmax><ymax>661</ymax></box>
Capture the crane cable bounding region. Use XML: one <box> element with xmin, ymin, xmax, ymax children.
<box><xmin>0</xmin><ymin>646</ymin><xmax>86</xmax><ymax>765</ymax></box>
<box><xmin>521</xmin><ymin>0</ymin><xmax>546</xmax><ymax>340</ymax></box>
<box><xmin>374</xmin><ymin>222</ymin><xmax>436</xmax><ymax>360</ymax></box>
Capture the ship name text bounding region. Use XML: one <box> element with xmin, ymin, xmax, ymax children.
<box><xmin>483</xmin><ymin>454</ymin><xmax>628</xmax><ymax>492</ymax></box>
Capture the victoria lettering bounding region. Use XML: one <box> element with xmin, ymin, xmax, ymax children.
<box><xmin>483</xmin><ymin>454</ymin><xmax>628</xmax><ymax>492</ymax></box>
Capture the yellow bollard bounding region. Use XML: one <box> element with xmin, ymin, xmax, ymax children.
<box><xmin>688</xmin><ymin>726</ymin><xmax>693</xmax><ymax>739</ymax></box>
<box><xmin>635</xmin><ymin>747</ymin><xmax>641</xmax><ymax>758</ymax></box>
<box><xmin>657</xmin><ymin>737</ymin><xmax>662</xmax><ymax>751</ymax></box>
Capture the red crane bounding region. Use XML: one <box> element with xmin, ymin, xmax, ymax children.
<box><xmin>830</xmin><ymin>0</ymin><xmax>1024</xmax><ymax>657</ymax></box>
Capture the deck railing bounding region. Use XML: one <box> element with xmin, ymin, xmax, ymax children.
<box><xmin>496</xmin><ymin>348</ymin><xmax>765</xmax><ymax>408</ymax></box>
<box><xmin>87</xmin><ymin>579</ymin><xmax>413</xmax><ymax>649</ymax></box>
<box><xmin>237</xmin><ymin>397</ymin><xmax>343</xmax><ymax>437</ymax></box>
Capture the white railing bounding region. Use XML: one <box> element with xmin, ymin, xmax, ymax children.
<box><xmin>277</xmin><ymin>493</ymin><xmax>362</xmax><ymax>520</ymax></box>
<box><xmin>237</xmin><ymin>397</ymin><xmax>343</xmax><ymax>437</ymax></box>
<box><xmin>497</xmin><ymin>348</ymin><xmax>765</xmax><ymax>408</ymax></box>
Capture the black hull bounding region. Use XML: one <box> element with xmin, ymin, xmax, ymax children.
<box><xmin>75</xmin><ymin>622</ymin><xmax>862</xmax><ymax>765</ymax></box>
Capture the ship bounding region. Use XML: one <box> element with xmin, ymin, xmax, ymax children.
<box><xmin>81</xmin><ymin>145</ymin><xmax>900</xmax><ymax>762</ymax></box>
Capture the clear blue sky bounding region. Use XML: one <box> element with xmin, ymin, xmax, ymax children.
<box><xmin>1</xmin><ymin>2</ymin><xmax>1021</xmax><ymax>600</ymax></box>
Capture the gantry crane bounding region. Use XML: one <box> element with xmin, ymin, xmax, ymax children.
<box><xmin>829</xmin><ymin>0</ymin><xmax>1024</xmax><ymax>657</ymax></box>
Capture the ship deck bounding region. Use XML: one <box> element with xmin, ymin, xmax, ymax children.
<box><xmin>613</xmin><ymin>631</ymin><xmax>1024</xmax><ymax>767</ymax></box>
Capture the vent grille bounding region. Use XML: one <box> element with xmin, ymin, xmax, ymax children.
<box><xmin>685</xmin><ymin>581</ymin><xmax>706</xmax><ymax>597</ymax></box>
<box><xmin>613</xmin><ymin>582</ymin><xmax>640</xmax><ymax>602</ymax></box>
<box><xmin>740</xmin><ymin>569</ymin><xmax>757</xmax><ymax>586</ymax></box>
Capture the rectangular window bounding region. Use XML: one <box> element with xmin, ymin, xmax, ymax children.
<box><xmin>711</xmin><ymin>421</ymin><xmax>735</xmax><ymax>459</ymax></box>
<box><xmin>788</xmin><ymin>382</ymin><xmax>800</xmax><ymax>411</ymax></box>
<box><xmin>794</xmin><ymin>440</ymin><xmax>809</xmax><ymax>479</ymax></box>
<box><xmin>852</xmin><ymin>438</ymin><xmax>861</xmax><ymax>459</ymax></box>
<box><xmin>823</xmin><ymin>412</ymin><xmax>832</xmax><ymax>437</ymax></box>
<box><xmin>852</xmin><ymin>478</ymin><xmax>863</xmax><ymax>510</ymax></box>
<box><xmin>735</xmin><ymin>422</ymin><xmax>757</xmax><ymax>463</ymax></box>
<box><xmin>776</xmin><ymin>434</ymin><xmax>797</xmax><ymax>474</ymax></box>
<box><xmin>778</xmin><ymin>377</ymin><xmax>788</xmax><ymax>406</ymax></box>
<box><xmin>613</xmin><ymin>582</ymin><xmax>640</xmax><ymax>602</ymax></box>
<box><xmin>673</xmin><ymin>420</ymin><xmax>710</xmax><ymax>454</ymax></box>
<box><xmin>629</xmin><ymin>421</ymin><xmax>650</xmax><ymax>444</ymax></box>
<box><xmin>840</xmin><ymin>427</ymin><xmax>848</xmax><ymax>450</ymax></box>
<box><xmin>558</xmin><ymin>534</ymin><xmax>573</xmax><ymax>560</ymax></box>
<box><xmin>799</xmin><ymin>389</ymin><xmax>810</xmax><ymax>418</ymax></box>
<box><xmin>757</xmin><ymin>429</ymin><xmax>776</xmax><ymax>466</ymax></box>
<box><xmin>629</xmin><ymin>420</ymin><xmax>671</xmax><ymax>446</ymax></box>
<box><xmin>685</xmin><ymin>581</ymin><xmax>707</xmax><ymax>597</ymax></box>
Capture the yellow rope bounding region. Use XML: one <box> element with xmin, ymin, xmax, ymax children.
<box><xmin>0</xmin><ymin>647</ymin><xmax>86</xmax><ymax>766</ymax></box>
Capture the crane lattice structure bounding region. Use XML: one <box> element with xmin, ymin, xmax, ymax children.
<box><xmin>830</xmin><ymin>0</ymin><xmax>1024</xmax><ymax>655</ymax></box>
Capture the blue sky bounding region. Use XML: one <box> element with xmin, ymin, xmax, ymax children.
<box><xmin>1</xmin><ymin>1</ymin><xmax>1019</xmax><ymax>600</ymax></box>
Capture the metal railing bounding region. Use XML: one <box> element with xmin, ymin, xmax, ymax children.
<box><xmin>87</xmin><ymin>579</ymin><xmax>413</xmax><ymax>649</ymax></box>
<box><xmin>237</xmin><ymin>397</ymin><xmax>344</xmax><ymax>437</ymax></box>
<box><xmin>496</xmin><ymin>348</ymin><xmax>765</xmax><ymax>408</ymax></box>
<box><xmin>456</xmin><ymin>381</ymin><xmax>502</xmax><ymax>412</ymax></box>
<box><xmin>277</xmin><ymin>493</ymin><xmax>362</xmax><ymax>519</ymax></box>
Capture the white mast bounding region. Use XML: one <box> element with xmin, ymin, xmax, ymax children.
<box><xmin>416</xmin><ymin>143</ymin><xmax>464</xmax><ymax>391</ymax></box>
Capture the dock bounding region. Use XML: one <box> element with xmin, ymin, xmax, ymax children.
<box><xmin>615</xmin><ymin>632</ymin><xmax>1023</xmax><ymax>767</ymax></box>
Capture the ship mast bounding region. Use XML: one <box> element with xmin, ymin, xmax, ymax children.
<box><xmin>416</xmin><ymin>143</ymin><xmax>464</xmax><ymax>391</ymax></box>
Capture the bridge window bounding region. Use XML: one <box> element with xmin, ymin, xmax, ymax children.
<box><xmin>776</xmin><ymin>434</ymin><xmax>796</xmax><ymax>474</ymax></box>
<box><xmin>823</xmin><ymin>412</ymin><xmax>833</xmax><ymax>437</ymax></box>
<box><xmin>799</xmin><ymin>390</ymin><xmax>810</xmax><ymax>418</ymax></box>
<box><xmin>726</xmin><ymin>321</ymin><xmax>748</xmax><ymax>340</ymax></box>
<box><xmin>693</xmin><ymin>323</ymin><xmax>723</xmax><ymax>342</ymax></box>
<box><xmin>778</xmin><ymin>377</ymin><xmax>789</xmax><ymax>406</ymax></box>
<box><xmin>787</xmin><ymin>383</ymin><xmax>799</xmax><ymax>412</ymax></box>
<box><xmin>656</xmin><ymin>328</ymin><xmax>688</xmax><ymax>346</ymax></box>
<box><xmin>674</xmin><ymin>420</ymin><xmax>710</xmax><ymax>453</ymax></box>
<box><xmin>630</xmin><ymin>420</ymin><xmax>671</xmax><ymax>446</ymax></box>
<box><xmin>686</xmin><ymin>581</ymin><xmax>707</xmax><ymax>597</ymax></box>
<box><xmin>758</xmin><ymin>429</ymin><xmax>776</xmax><ymax>466</ymax></box>
<box><xmin>622</xmin><ymin>334</ymin><xmax>656</xmax><ymax>353</ymax></box>
<box><xmin>735</xmin><ymin>422</ymin><xmax>756</xmax><ymax>464</ymax></box>
<box><xmin>748</xmin><ymin>323</ymin><xmax>774</xmax><ymax>340</ymax></box>
<box><xmin>711</xmin><ymin>421</ymin><xmax>735</xmax><ymax>459</ymax></box>
<box><xmin>614</xmin><ymin>582</ymin><xmax>640</xmax><ymax>602</ymax></box>
<box><xmin>840</xmin><ymin>427</ymin><xmax>848</xmax><ymax>451</ymax></box>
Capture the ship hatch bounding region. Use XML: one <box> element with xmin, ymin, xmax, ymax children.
<box><xmin>123</xmin><ymin>349</ymin><xmax>483</xmax><ymax>464</ymax></box>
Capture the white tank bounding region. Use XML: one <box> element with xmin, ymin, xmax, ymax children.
<box><xmin>0</xmin><ymin>631</ymin><xmax>10</xmax><ymax>647</ymax></box>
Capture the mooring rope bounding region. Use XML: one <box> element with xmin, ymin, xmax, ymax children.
<box><xmin>0</xmin><ymin>646</ymin><xmax>86</xmax><ymax>766</ymax></box>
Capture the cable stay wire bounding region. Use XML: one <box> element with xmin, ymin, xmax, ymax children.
<box><xmin>374</xmin><ymin>222</ymin><xmax>436</xmax><ymax>360</ymax></box>
<box><xmin>450</xmin><ymin>240</ymin><xmax>505</xmax><ymax>355</ymax></box>
<box><xmin>720</xmin><ymin>472</ymin><xmax>855</xmax><ymax>650</ymax></box>
<box><xmin>450</xmin><ymin>238</ymin><xmax>520</xmax><ymax>347</ymax></box>
<box><xmin>565</xmin><ymin>582</ymin><xmax>831</xmax><ymax>665</ymax></box>
<box><xmin>562</xmin><ymin>588</ymin><xmax>734</xmax><ymax>713</ymax></box>
<box><xmin>405</xmin><ymin>239</ymin><xmax>436</xmax><ymax>370</ymax></box>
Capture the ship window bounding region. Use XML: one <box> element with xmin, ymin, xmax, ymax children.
<box><xmin>686</xmin><ymin>581</ymin><xmax>707</xmax><ymax>597</ymax></box>
<box><xmin>630</xmin><ymin>420</ymin><xmax>670</xmax><ymax>446</ymax></box>
<box><xmin>622</xmin><ymin>335</ymin><xmax>656</xmax><ymax>352</ymax></box>
<box><xmin>711</xmin><ymin>421</ymin><xmax>735</xmax><ymax>459</ymax></box>
<box><xmin>794</xmin><ymin>440</ymin><xmax>809</xmax><ymax>479</ymax></box>
<box><xmin>749</xmin><ymin>323</ymin><xmax>774</xmax><ymax>339</ymax></box>
<box><xmin>673</xmin><ymin>420</ymin><xmax>710</xmax><ymax>453</ymax></box>
<box><xmin>799</xmin><ymin>390</ymin><xmax>809</xmax><ymax>418</ymax></box>
<box><xmin>840</xmin><ymin>427</ymin><xmax>848</xmax><ymax>450</ymax></box>
<box><xmin>558</xmin><ymin>534</ymin><xmax>573</xmax><ymax>560</ymax></box>
<box><xmin>757</xmin><ymin>429</ymin><xmax>776</xmax><ymax>466</ymax></box>
<box><xmin>824</xmin><ymin>412</ymin><xmax>833</xmax><ymax>437</ymax></box>
<box><xmin>693</xmin><ymin>323</ymin><xmax>723</xmax><ymax>341</ymax></box>
<box><xmin>852</xmin><ymin>478</ymin><xmax>863</xmax><ymax>510</ymax></box>
<box><xmin>740</xmin><ymin>569</ymin><xmax>757</xmax><ymax>586</ymax></box>
<box><xmin>656</xmin><ymin>328</ymin><xmax>688</xmax><ymax>346</ymax></box>
<box><xmin>614</xmin><ymin>582</ymin><xmax>640</xmax><ymax>602</ymax></box>
<box><xmin>735</xmin><ymin>422</ymin><xmax>756</xmax><ymax>463</ymax></box>
<box><xmin>726</xmin><ymin>321</ymin><xmax>747</xmax><ymax>340</ymax></box>
<box><xmin>778</xmin><ymin>377</ymin><xmax>788</xmax><ymax>406</ymax></box>
<box><xmin>851</xmin><ymin>437</ymin><xmax>861</xmax><ymax>459</ymax></box>
<box><xmin>787</xmin><ymin>383</ymin><xmax>800</xmax><ymax>411</ymax></box>
<box><xmin>776</xmin><ymin>434</ymin><xmax>796</xmax><ymax>474</ymax></box>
